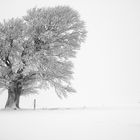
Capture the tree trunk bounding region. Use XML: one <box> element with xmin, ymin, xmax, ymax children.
<box><xmin>5</xmin><ymin>82</ymin><xmax>21</xmax><ymax>110</ymax></box>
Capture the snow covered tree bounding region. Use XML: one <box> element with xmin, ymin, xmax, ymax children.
<box><xmin>0</xmin><ymin>6</ymin><xmax>86</xmax><ymax>109</ymax></box>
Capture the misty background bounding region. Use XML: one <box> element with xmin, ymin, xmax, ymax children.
<box><xmin>0</xmin><ymin>0</ymin><xmax>140</xmax><ymax>108</ymax></box>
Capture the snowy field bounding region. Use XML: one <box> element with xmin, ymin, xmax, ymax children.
<box><xmin>0</xmin><ymin>107</ymin><xmax>140</xmax><ymax>140</ymax></box>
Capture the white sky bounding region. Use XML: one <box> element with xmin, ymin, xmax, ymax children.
<box><xmin>0</xmin><ymin>0</ymin><xmax>140</xmax><ymax>108</ymax></box>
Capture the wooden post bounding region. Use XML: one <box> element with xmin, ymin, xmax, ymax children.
<box><xmin>34</xmin><ymin>99</ymin><xmax>36</xmax><ymax>110</ymax></box>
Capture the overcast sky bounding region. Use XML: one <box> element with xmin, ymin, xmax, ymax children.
<box><xmin>0</xmin><ymin>0</ymin><xmax>140</xmax><ymax>108</ymax></box>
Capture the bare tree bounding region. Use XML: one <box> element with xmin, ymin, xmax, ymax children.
<box><xmin>0</xmin><ymin>6</ymin><xmax>86</xmax><ymax>109</ymax></box>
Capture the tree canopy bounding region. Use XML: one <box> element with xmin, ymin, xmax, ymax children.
<box><xmin>0</xmin><ymin>6</ymin><xmax>86</xmax><ymax>109</ymax></box>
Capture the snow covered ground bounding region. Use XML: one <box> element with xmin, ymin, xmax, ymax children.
<box><xmin>0</xmin><ymin>107</ymin><xmax>140</xmax><ymax>140</ymax></box>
